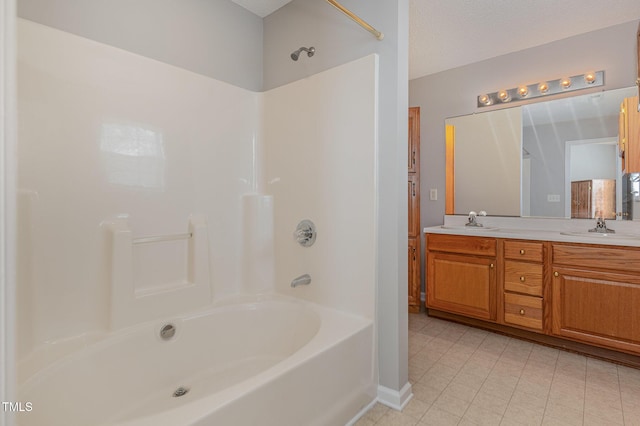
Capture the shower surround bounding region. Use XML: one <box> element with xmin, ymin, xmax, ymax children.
<box><xmin>16</xmin><ymin>19</ymin><xmax>378</xmax><ymax>424</ymax></box>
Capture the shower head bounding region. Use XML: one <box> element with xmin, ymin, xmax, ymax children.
<box><xmin>290</xmin><ymin>46</ymin><xmax>315</xmax><ymax>61</ymax></box>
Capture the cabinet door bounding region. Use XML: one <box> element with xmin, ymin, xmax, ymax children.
<box><xmin>552</xmin><ymin>267</ymin><xmax>640</xmax><ymax>355</ymax></box>
<box><xmin>408</xmin><ymin>174</ymin><xmax>420</xmax><ymax>238</ymax></box>
<box><xmin>408</xmin><ymin>107</ymin><xmax>420</xmax><ymax>173</ymax></box>
<box><xmin>427</xmin><ymin>252</ymin><xmax>496</xmax><ymax>320</ymax></box>
<box><xmin>408</xmin><ymin>237</ymin><xmax>421</xmax><ymax>312</ymax></box>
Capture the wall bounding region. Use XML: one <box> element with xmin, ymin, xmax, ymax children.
<box><xmin>1</xmin><ymin>0</ymin><xmax>18</xmax><ymax>423</ymax></box>
<box><xmin>264</xmin><ymin>0</ymin><xmax>410</xmax><ymax>402</ymax></box>
<box><xmin>17</xmin><ymin>0</ymin><xmax>263</xmax><ymax>91</ymax></box>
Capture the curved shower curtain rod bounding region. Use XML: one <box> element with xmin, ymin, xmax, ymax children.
<box><xmin>326</xmin><ymin>0</ymin><xmax>384</xmax><ymax>41</ymax></box>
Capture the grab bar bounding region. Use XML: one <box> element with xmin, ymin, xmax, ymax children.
<box><xmin>133</xmin><ymin>232</ymin><xmax>193</xmax><ymax>245</ymax></box>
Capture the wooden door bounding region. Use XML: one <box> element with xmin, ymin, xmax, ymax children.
<box><xmin>408</xmin><ymin>238</ymin><xmax>420</xmax><ymax>312</ymax></box>
<box><xmin>408</xmin><ymin>107</ymin><xmax>421</xmax><ymax>311</ymax></box>
<box><xmin>408</xmin><ymin>108</ymin><xmax>420</xmax><ymax>174</ymax></box>
<box><xmin>408</xmin><ymin>174</ymin><xmax>420</xmax><ymax>238</ymax></box>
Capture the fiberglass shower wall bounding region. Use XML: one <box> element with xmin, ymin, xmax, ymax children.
<box><xmin>16</xmin><ymin>19</ymin><xmax>259</xmax><ymax>361</ymax></box>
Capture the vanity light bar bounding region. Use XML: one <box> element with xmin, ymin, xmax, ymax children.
<box><xmin>477</xmin><ymin>71</ymin><xmax>604</xmax><ymax>108</ymax></box>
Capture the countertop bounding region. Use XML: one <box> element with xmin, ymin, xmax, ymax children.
<box><xmin>424</xmin><ymin>216</ymin><xmax>640</xmax><ymax>247</ymax></box>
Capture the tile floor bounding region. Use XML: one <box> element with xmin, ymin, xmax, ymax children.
<box><xmin>357</xmin><ymin>313</ymin><xmax>640</xmax><ymax>426</ymax></box>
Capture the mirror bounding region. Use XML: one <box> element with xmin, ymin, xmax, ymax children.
<box><xmin>446</xmin><ymin>86</ymin><xmax>637</xmax><ymax>219</ymax></box>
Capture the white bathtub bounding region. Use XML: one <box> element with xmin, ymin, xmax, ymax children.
<box><xmin>17</xmin><ymin>295</ymin><xmax>376</xmax><ymax>426</ymax></box>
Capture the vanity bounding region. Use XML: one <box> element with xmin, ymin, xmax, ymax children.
<box><xmin>425</xmin><ymin>218</ymin><xmax>640</xmax><ymax>367</ymax></box>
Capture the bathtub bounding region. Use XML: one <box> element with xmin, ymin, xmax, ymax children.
<box><xmin>17</xmin><ymin>295</ymin><xmax>376</xmax><ymax>426</ymax></box>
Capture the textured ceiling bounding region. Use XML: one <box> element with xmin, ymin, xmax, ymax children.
<box><xmin>232</xmin><ymin>0</ymin><xmax>640</xmax><ymax>80</ymax></box>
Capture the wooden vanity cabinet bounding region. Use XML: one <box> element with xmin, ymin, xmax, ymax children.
<box><xmin>551</xmin><ymin>243</ymin><xmax>640</xmax><ymax>355</ymax></box>
<box><xmin>502</xmin><ymin>240</ymin><xmax>545</xmax><ymax>331</ymax></box>
<box><xmin>426</xmin><ymin>234</ymin><xmax>497</xmax><ymax>321</ymax></box>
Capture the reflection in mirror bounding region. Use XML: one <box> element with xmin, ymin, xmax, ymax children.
<box><xmin>446</xmin><ymin>86</ymin><xmax>637</xmax><ymax>219</ymax></box>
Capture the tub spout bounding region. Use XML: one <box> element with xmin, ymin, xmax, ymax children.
<box><xmin>291</xmin><ymin>274</ymin><xmax>311</xmax><ymax>288</ymax></box>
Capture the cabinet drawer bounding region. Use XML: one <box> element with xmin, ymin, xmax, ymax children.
<box><xmin>504</xmin><ymin>240</ymin><xmax>544</xmax><ymax>262</ymax></box>
<box><xmin>504</xmin><ymin>261</ymin><xmax>543</xmax><ymax>296</ymax></box>
<box><xmin>504</xmin><ymin>293</ymin><xmax>542</xmax><ymax>331</ymax></box>
<box><xmin>428</xmin><ymin>233</ymin><xmax>496</xmax><ymax>256</ymax></box>
<box><xmin>553</xmin><ymin>243</ymin><xmax>640</xmax><ymax>273</ymax></box>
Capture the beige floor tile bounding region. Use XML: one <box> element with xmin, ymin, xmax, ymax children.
<box><xmin>463</xmin><ymin>403</ymin><xmax>504</xmax><ymax>426</ymax></box>
<box><xmin>471</xmin><ymin>390</ymin><xmax>510</xmax><ymax>415</ymax></box>
<box><xmin>451</xmin><ymin>371</ymin><xmax>487</xmax><ymax>390</ymax></box>
<box><xmin>509</xmin><ymin>389</ymin><xmax>548</xmax><ymax>411</ymax></box>
<box><xmin>441</xmin><ymin>382</ymin><xmax>478</xmax><ymax>403</ymax></box>
<box><xmin>362</xmin><ymin>402</ymin><xmax>390</xmax><ymax>422</ymax></box>
<box><xmin>411</xmin><ymin>383</ymin><xmax>443</xmax><ymax>406</ymax></box>
<box><xmin>417</xmin><ymin>373</ymin><xmax>451</xmax><ymax>393</ymax></box>
<box><xmin>363</xmin><ymin>314</ymin><xmax>639</xmax><ymax>426</ymax></box>
<box><xmin>376</xmin><ymin>410</ymin><xmax>419</xmax><ymax>426</ymax></box>
<box><xmin>401</xmin><ymin>397</ymin><xmax>431</xmax><ymax>421</ymax></box>
<box><xmin>502</xmin><ymin>403</ymin><xmax>545</xmax><ymax>426</ymax></box>
<box><xmin>418</xmin><ymin>406</ymin><xmax>461</xmax><ymax>426</ymax></box>
<box><xmin>543</xmin><ymin>401</ymin><xmax>584</xmax><ymax>426</ymax></box>
<box><xmin>583</xmin><ymin>406</ymin><xmax>624</xmax><ymax>425</ymax></box>
<box><xmin>354</xmin><ymin>416</ymin><xmax>376</xmax><ymax>426</ymax></box>
<box><xmin>431</xmin><ymin>393</ymin><xmax>472</xmax><ymax>417</ymax></box>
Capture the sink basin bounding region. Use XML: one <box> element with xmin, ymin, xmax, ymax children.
<box><xmin>560</xmin><ymin>231</ymin><xmax>640</xmax><ymax>240</ymax></box>
<box><xmin>440</xmin><ymin>225</ymin><xmax>498</xmax><ymax>231</ymax></box>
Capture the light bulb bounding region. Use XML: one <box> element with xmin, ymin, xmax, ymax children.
<box><xmin>560</xmin><ymin>77</ymin><xmax>572</xmax><ymax>89</ymax></box>
<box><xmin>497</xmin><ymin>89</ymin><xmax>510</xmax><ymax>102</ymax></box>
<box><xmin>478</xmin><ymin>94</ymin><xmax>492</xmax><ymax>105</ymax></box>
<box><xmin>517</xmin><ymin>85</ymin><xmax>529</xmax><ymax>98</ymax></box>
<box><xmin>538</xmin><ymin>82</ymin><xmax>549</xmax><ymax>94</ymax></box>
<box><xmin>584</xmin><ymin>72</ymin><xmax>596</xmax><ymax>84</ymax></box>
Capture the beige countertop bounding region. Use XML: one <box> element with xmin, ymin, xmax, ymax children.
<box><xmin>424</xmin><ymin>216</ymin><xmax>640</xmax><ymax>247</ymax></box>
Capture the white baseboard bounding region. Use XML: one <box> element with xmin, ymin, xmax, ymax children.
<box><xmin>345</xmin><ymin>397</ymin><xmax>378</xmax><ymax>426</ymax></box>
<box><xmin>377</xmin><ymin>382</ymin><xmax>413</xmax><ymax>411</ymax></box>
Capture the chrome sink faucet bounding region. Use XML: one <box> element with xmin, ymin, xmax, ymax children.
<box><xmin>589</xmin><ymin>217</ymin><xmax>615</xmax><ymax>234</ymax></box>
<box><xmin>466</xmin><ymin>210</ymin><xmax>487</xmax><ymax>227</ymax></box>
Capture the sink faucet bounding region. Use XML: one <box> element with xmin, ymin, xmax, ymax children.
<box><xmin>589</xmin><ymin>217</ymin><xmax>615</xmax><ymax>234</ymax></box>
<box><xmin>466</xmin><ymin>210</ymin><xmax>487</xmax><ymax>227</ymax></box>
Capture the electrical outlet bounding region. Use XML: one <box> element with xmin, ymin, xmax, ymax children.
<box><xmin>430</xmin><ymin>189</ymin><xmax>437</xmax><ymax>200</ymax></box>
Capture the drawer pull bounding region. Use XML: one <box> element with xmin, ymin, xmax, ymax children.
<box><xmin>520</xmin><ymin>276</ymin><xmax>525</xmax><ymax>282</ymax></box>
<box><xmin>520</xmin><ymin>249</ymin><xmax>525</xmax><ymax>255</ymax></box>
<box><xmin>554</xmin><ymin>271</ymin><xmax>559</xmax><ymax>277</ymax></box>
<box><xmin>490</xmin><ymin>263</ymin><xmax>494</xmax><ymax>269</ymax></box>
<box><xmin>519</xmin><ymin>309</ymin><xmax>525</xmax><ymax>315</ymax></box>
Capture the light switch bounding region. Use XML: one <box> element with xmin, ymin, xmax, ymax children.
<box><xmin>429</xmin><ymin>189</ymin><xmax>437</xmax><ymax>201</ymax></box>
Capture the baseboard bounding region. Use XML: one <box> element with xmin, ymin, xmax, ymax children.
<box><xmin>345</xmin><ymin>397</ymin><xmax>378</xmax><ymax>426</ymax></box>
<box><xmin>377</xmin><ymin>382</ymin><xmax>413</xmax><ymax>411</ymax></box>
